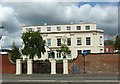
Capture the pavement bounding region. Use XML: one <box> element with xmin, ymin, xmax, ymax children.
<box><xmin>1</xmin><ymin>73</ymin><xmax>120</xmax><ymax>84</ymax></box>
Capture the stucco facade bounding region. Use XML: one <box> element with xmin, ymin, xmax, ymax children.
<box><xmin>22</xmin><ymin>22</ymin><xmax>104</xmax><ymax>60</ymax></box>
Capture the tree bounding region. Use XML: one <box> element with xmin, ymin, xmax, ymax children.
<box><xmin>104</xmin><ymin>34</ymin><xmax>116</xmax><ymax>46</ymax></box>
<box><xmin>21</xmin><ymin>31</ymin><xmax>46</xmax><ymax>59</ymax></box>
<box><xmin>10</xmin><ymin>41</ymin><xmax>21</xmax><ymax>63</ymax></box>
<box><xmin>114</xmin><ymin>35</ymin><xmax>120</xmax><ymax>50</ymax></box>
<box><xmin>59</xmin><ymin>35</ymin><xmax>70</xmax><ymax>58</ymax></box>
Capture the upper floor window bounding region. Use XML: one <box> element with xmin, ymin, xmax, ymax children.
<box><xmin>76</xmin><ymin>26</ymin><xmax>81</xmax><ymax>30</ymax></box>
<box><xmin>37</xmin><ymin>27</ymin><xmax>41</xmax><ymax>32</ymax></box>
<box><xmin>26</xmin><ymin>28</ymin><xmax>32</xmax><ymax>32</ymax></box>
<box><xmin>57</xmin><ymin>26</ymin><xmax>61</xmax><ymax>31</ymax></box>
<box><xmin>47</xmin><ymin>38</ymin><xmax>51</xmax><ymax>46</ymax></box>
<box><xmin>85</xmin><ymin>26</ymin><xmax>90</xmax><ymax>30</ymax></box>
<box><xmin>86</xmin><ymin>37</ymin><xmax>91</xmax><ymax>45</ymax></box>
<box><xmin>57</xmin><ymin>38</ymin><xmax>61</xmax><ymax>46</ymax></box>
<box><xmin>47</xmin><ymin>27</ymin><xmax>51</xmax><ymax>31</ymax></box>
<box><xmin>100</xmin><ymin>36</ymin><xmax>102</xmax><ymax>45</ymax></box>
<box><xmin>66</xmin><ymin>26</ymin><xmax>71</xmax><ymax>31</ymax></box>
<box><xmin>77</xmin><ymin>37</ymin><xmax>82</xmax><ymax>45</ymax></box>
<box><xmin>67</xmin><ymin>38</ymin><xmax>71</xmax><ymax>46</ymax></box>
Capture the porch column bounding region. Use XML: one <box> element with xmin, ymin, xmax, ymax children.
<box><xmin>63</xmin><ymin>58</ymin><xmax>68</xmax><ymax>74</ymax></box>
<box><xmin>16</xmin><ymin>59</ymin><xmax>21</xmax><ymax>75</ymax></box>
<box><xmin>27</xmin><ymin>59</ymin><xmax>33</xmax><ymax>74</ymax></box>
<box><xmin>50</xmin><ymin>59</ymin><xmax>56</xmax><ymax>74</ymax></box>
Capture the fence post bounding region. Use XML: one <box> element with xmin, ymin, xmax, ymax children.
<box><xmin>63</xmin><ymin>58</ymin><xmax>68</xmax><ymax>74</ymax></box>
<box><xmin>27</xmin><ymin>59</ymin><xmax>33</xmax><ymax>74</ymax></box>
<box><xmin>16</xmin><ymin>59</ymin><xmax>21</xmax><ymax>75</ymax></box>
<box><xmin>50</xmin><ymin>59</ymin><xmax>56</xmax><ymax>74</ymax></box>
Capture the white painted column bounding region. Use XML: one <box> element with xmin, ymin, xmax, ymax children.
<box><xmin>16</xmin><ymin>59</ymin><xmax>21</xmax><ymax>75</ymax></box>
<box><xmin>27</xmin><ymin>59</ymin><xmax>33</xmax><ymax>74</ymax></box>
<box><xmin>63</xmin><ymin>58</ymin><xmax>68</xmax><ymax>74</ymax></box>
<box><xmin>50</xmin><ymin>59</ymin><xmax>56</xmax><ymax>74</ymax></box>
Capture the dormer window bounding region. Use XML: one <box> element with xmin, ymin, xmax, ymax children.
<box><xmin>47</xmin><ymin>27</ymin><xmax>51</xmax><ymax>31</ymax></box>
<box><xmin>37</xmin><ymin>27</ymin><xmax>41</xmax><ymax>32</ymax></box>
<box><xmin>66</xmin><ymin>26</ymin><xmax>71</xmax><ymax>31</ymax></box>
<box><xmin>85</xmin><ymin>26</ymin><xmax>90</xmax><ymax>30</ymax></box>
<box><xmin>26</xmin><ymin>28</ymin><xmax>32</xmax><ymax>32</ymax></box>
<box><xmin>76</xmin><ymin>26</ymin><xmax>81</xmax><ymax>30</ymax></box>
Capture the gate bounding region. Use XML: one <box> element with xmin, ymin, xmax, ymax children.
<box><xmin>33</xmin><ymin>60</ymin><xmax>51</xmax><ymax>73</ymax></box>
<box><xmin>56</xmin><ymin>63</ymin><xmax>63</xmax><ymax>74</ymax></box>
<box><xmin>22</xmin><ymin>62</ymin><xmax>27</xmax><ymax>73</ymax></box>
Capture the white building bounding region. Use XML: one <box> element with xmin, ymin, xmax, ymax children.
<box><xmin>22</xmin><ymin>22</ymin><xmax>104</xmax><ymax>60</ymax></box>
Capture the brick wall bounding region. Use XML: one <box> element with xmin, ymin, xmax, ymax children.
<box><xmin>1</xmin><ymin>54</ymin><xmax>16</xmax><ymax>74</ymax></box>
<box><xmin>69</xmin><ymin>53</ymin><xmax>119</xmax><ymax>74</ymax></box>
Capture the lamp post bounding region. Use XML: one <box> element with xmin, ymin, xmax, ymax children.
<box><xmin>0</xmin><ymin>26</ymin><xmax>4</xmax><ymax>50</ymax></box>
<box><xmin>82</xmin><ymin>50</ymin><xmax>87</xmax><ymax>73</ymax></box>
<box><xmin>0</xmin><ymin>26</ymin><xmax>4</xmax><ymax>40</ymax></box>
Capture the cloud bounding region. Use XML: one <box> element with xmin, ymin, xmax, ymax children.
<box><xmin>0</xmin><ymin>5</ymin><xmax>22</xmax><ymax>48</ymax></box>
<box><xmin>1</xmin><ymin>2</ymin><xmax>118</xmax><ymax>48</ymax></box>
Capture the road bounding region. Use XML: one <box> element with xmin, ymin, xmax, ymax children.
<box><xmin>1</xmin><ymin>73</ymin><xmax>120</xmax><ymax>84</ymax></box>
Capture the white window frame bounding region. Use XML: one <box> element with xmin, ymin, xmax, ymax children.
<box><xmin>57</xmin><ymin>26</ymin><xmax>61</xmax><ymax>31</ymax></box>
<box><xmin>77</xmin><ymin>37</ymin><xmax>82</xmax><ymax>45</ymax></box>
<box><xmin>56</xmin><ymin>51</ymin><xmax>61</xmax><ymax>59</ymax></box>
<box><xmin>47</xmin><ymin>38</ymin><xmax>51</xmax><ymax>46</ymax></box>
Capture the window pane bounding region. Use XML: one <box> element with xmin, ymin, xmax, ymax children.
<box><xmin>86</xmin><ymin>37</ymin><xmax>91</xmax><ymax>45</ymax></box>
<box><xmin>66</xmin><ymin>26</ymin><xmax>71</xmax><ymax>31</ymax></box>
<box><xmin>76</xmin><ymin>26</ymin><xmax>81</xmax><ymax>30</ymax></box>
<box><xmin>47</xmin><ymin>51</ymin><xmax>51</xmax><ymax>58</ymax></box>
<box><xmin>57</xmin><ymin>26</ymin><xmax>61</xmax><ymax>31</ymax></box>
<box><xmin>47</xmin><ymin>27</ymin><xmax>51</xmax><ymax>31</ymax></box>
<box><xmin>67</xmin><ymin>51</ymin><xmax>71</xmax><ymax>58</ymax></box>
<box><xmin>77</xmin><ymin>37</ymin><xmax>82</xmax><ymax>45</ymax></box>
<box><xmin>37</xmin><ymin>27</ymin><xmax>41</xmax><ymax>32</ymax></box>
<box><xmin>26</xmin><ymin>28</ymin><xmax>32</xmax><ymax>32</ymax></box>
<box><xmin>57</xmin><ymin>38</ymin><xmax>61</xmax><ymax>46</ymax></box>
<box><xmin>47</xmin><ymin>38</ymin><xmax>51</xmax><ymax>46</ymax></box>
<box><xmin>100</xmin><ymin>36</ymin><xmax>102</xmax><ymax>45</ymax></box>
<box><xmin>87</xmin><ymin>50</ymin><xmax>91</xmax><ymax>53</ymax></box>
<box><xmin>67</xmin><ymin>38</ymin><xmax>71</xmax><ymax>46</ymax></box>
<box><xmin>77</xmin><ymin>50</ymin><xmax>82</xmax><ymax>55</ymax></box>
<box><xmin>56</xmin><ymin>51</ymin><xmax>61</xmax><ymax>58</ymax></box>
<box><xmin>85</xmin><ymin>26</ymin><xmax>90</xmax><ymax>30</ymax></box>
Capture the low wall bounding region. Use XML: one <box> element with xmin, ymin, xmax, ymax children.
<box><xmin>69</xmin><ymin>53</ymin><xmax>119</xmax><ymax>74</ymax></box>
<box><xmin>1</xmin><ymin>54</ymin><xmax>16</xmax><ymax>74</ymax></box>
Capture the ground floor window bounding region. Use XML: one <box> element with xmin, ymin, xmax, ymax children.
<box><xmin>56</xmin><ymin>51</ymin><xmax>61</xmax><ymax>59</ymax></box>
<box><xmin>47</xmin><ymin>51</ymin><xmax>51</xmax><ymax>58</ymax></box>
<box><xmin>86</xmin><ymin>50</ymin><xmax>91</xmax><ymax>53</ymax></box>
<box><xmin>77</xmin><ymin>50</ymin><xmax>82</xmax><ymax>55</ymax></box>
<box><xmin>67</xmin><ymin>51</ymin><xmax>71</xmax><ymax>58</ymax></box>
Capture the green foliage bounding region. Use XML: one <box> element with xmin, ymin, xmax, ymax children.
<box><xmin>104</xmin><ymin>40</ymin><xmax>114</xmax><ymax>46</ymax></box>
<box><xmin>58</xmin><ymin>35</ymin><xmax>70</xmax><ymax>58</ymax></box>
<box><xmin>10</xmin><ymin>42</ymin><xmax>21</xmax><ymax>63</ymax></box>
<box><xmin>60</xmin><ymin>43</ymin><xmax>69</xmax><ymax>58</ymax></box>
<box><xmin>21</xmin><ymin>31</ymin><xmax>46</xmax><ymax>59</ymax></box>
<box><xmin>114</xmin><ymin>35</ymin><xmax>120</xmax><ymax>50</ymax></box>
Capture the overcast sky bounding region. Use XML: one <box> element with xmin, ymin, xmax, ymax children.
<box><xmin>0</xmin><ymin>0</ymin><xmax>119</xmax><ymax>49</ymax></box>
